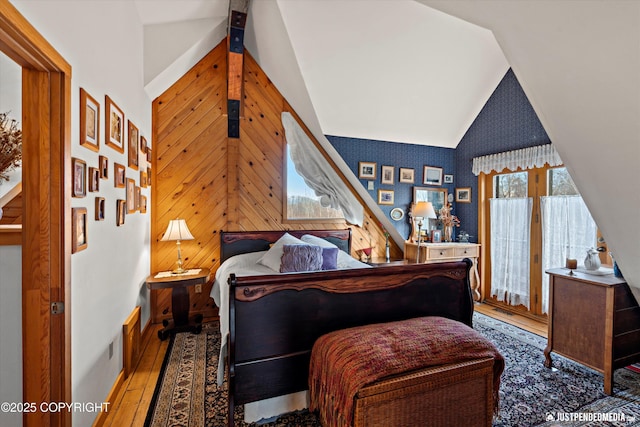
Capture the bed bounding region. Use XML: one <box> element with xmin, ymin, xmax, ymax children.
<box><xmin>211</xmin><ymin>229</ymin><xmax>474</xmax><ymax>426</ymax></box>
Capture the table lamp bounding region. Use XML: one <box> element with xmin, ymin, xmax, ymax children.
<box><xmin>161</xmin><ymin>218</ymin><xmax>194</xmax><ymax>274</ymax></box>
<box><xmin>413</xmin><ymin>201</ymin><xmax>436</xmax><ymax>263</ymax></box>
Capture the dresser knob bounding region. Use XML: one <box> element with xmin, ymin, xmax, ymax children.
<box><xmin>440</xmin><ymin>251</ymin><xmax>444</xmax><ymax>255</ymax></box>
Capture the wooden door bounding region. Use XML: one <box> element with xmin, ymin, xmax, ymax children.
<box><xmin>0</xmin><ymin>2</ymin><xmax>72</xmax><ymax>426</ymax></box>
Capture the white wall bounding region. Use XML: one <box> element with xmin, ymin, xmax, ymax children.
<box><xmin>11</xmin><ymin>1</ymin><xmax>152</xmax><ymax>425</ymax></box>
<box><xmin>0</xmin><ymin>246</ymin><xmax>22</xmax><ymax>427</ymax></box>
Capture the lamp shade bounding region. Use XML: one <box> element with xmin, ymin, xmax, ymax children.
<box><xmin>161</xmin><ymin>219</ymin><xmax>194</xmax><ymax>242</ymax></box>
<box><xmin>413</xmin><ymin>201</ymin><xmax>436</xmax><ymax>220</ymax></box>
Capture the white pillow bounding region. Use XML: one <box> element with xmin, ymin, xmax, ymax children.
<box><xmin>301</xmin><ymin>234</ymin><xmax>363</xmax><ymax>269</ymax></box>
<box><xmin>257</xmin><ymin>233</ymin><xmax>306</xmax><ymax>272</ymax></box>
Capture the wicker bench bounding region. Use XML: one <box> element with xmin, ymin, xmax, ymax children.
<box><xmin>309</xmin><ymin>316</ymin><xmax>504</xmax><ymax>427</ymax></box>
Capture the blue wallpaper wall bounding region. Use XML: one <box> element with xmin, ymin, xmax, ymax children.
<box><xmin>326</xmin><ymin>136</ymin><xmax>455</xmax><ymax>239</ymax></box>
<box><xmin>327</xmin><ymin>69</ymin><xmax>551</xmax><ymax>242</ymax></box>
<box><xmin>455</xmin><ymin>69</ymin><xmax>551</xmax><ymax>240</ymax></box>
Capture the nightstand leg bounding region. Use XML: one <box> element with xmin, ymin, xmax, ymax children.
<box><xmin>171</xmin><ymin>286</ymin><xmax>190</xmax><ymax>327</ymax></box>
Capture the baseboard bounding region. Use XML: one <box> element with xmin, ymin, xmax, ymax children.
<box><xmin>92</xmin><ymin>370</ymin><xmax>124</xmax><ymax>427</ymax></box>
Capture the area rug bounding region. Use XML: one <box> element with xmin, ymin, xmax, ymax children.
<box><xmin>145</xmin><ymin>314</ymin><xmax>640</xmax><ymax>426</ymax></box>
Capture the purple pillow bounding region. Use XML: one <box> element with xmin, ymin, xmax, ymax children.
<box><xmin>280</xmin><ymin>244</ymin><xmax>323</xmax><ymax>273</ymax></box>
<box><xmin>321</xmin><ymin>247</ymin><xmax>339</xmax><ymax>270</ymax></box>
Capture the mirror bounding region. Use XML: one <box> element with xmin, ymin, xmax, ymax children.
<box><xmin>413</xmin><ymin>186</ymin><xmax>448</xmax><ymax>212</ymax></box>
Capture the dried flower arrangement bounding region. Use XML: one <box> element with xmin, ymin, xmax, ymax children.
<box><xmin>438</xmin><ymin>203</ymin><xmax>461</xmax><ymax>228</ymax></box>
<box><xmin>0</xmin><ymin>113</ymin><xmax>22</xmax><ymax>181</ymax></box>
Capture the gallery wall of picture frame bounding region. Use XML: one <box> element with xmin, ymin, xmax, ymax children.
<box><xmin>73</xmin><ymin>87</ymin><xmax>152</xmax><ymax>250</ymax></box>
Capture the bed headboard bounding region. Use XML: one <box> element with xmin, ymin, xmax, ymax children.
<box><xmin>220</xmin><ymin>229</ymin><xmax>352</xmax><ymax>264</ymax></box>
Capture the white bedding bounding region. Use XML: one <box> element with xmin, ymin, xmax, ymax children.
<box><xmin>210</xmin><ymin>248</ymin><xmax>370</xmax><ymax>385</ymax></box>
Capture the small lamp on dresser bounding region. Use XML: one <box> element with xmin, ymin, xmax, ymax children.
<box><xmin>161</xmin><ymin>218</ymin><xmax>195</xmax><ymax>274</ymax></box>
<box><xmin>413</xmin><ymin>201</ymin><xmax>437</xmax><ymax>263</ymax></box>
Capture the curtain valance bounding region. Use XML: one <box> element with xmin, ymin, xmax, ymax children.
<box><xmin>472</xmin><ymin>144</ymin><xmax>562</xmax><ymax>176</ymax></box>
<box><xmin>282</xmin><ymin>112</ymin><xmax>364</xmax><ymax>226</ymax></box>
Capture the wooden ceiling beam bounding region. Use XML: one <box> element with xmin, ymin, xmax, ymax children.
<box><xmin>227</xmin><ymin>0</ymin><xmax>249</xmax><ymax>138</ymax></box>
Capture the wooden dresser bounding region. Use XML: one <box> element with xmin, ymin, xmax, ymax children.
<box><xmin>544</xmin><ymin>268</ymin><xmax>640</xmax><ymax>394</ymax></box>
<box><xmin>404</xmin><ymin>242</ymin><xmax>481</xmax><ymax>300</ymax></box>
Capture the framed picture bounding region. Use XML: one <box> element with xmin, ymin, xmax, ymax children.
<box><xmin>423</xmin><ymin>166</ymin><xmax>443</xmax><ymax>186</ymax></box>
<box><xmin>72</xmin><ymin>157</ymin><xmax>86</xmax><ymax>198</ymax></box>
<box><xmin>140</xmin><ymin>170</ymin><xmax>148</xmax><ymax>188</ymax></box>
<box><xmin>135</xmin><ymin>186</ymin><xmax>141</xmax><ymax>210</ymax></box>
<box><xmin>80</xmin><ymin>88</ymin><xmax>99</xmax><ymax>152</ymax></box>
<box><xmin>444</xmin><ymin>174</ymin><xmax>454</xmax><ymax>184</ymax></box>
<box><xmin>140</xmin><ymin>136</ymin><xmax>147</xmax><ymax>155</ymax></box>
<box><xmin>431</xmin><ymin>229</ymin><xmax>442</xmax><ymax>243</ymax></box>
<box><xmin>456</xmin><ymin>187</ymin><xmax>472</xmax><ymax>203</ymax></box>
<box><xmin>99</xmin><ymin>155</ymin><xmax>109</xmax><ymax>179</ymax></box>
<box><xmin>358</xmin><ymin>161</ymin><xmax>376</xmax><ymax>180</ymax></box>
<box><xmin>399</xmin><ymin>168</ymin><xmax>414</xmax><ymax>184</ymax></box>
<box><xmin>146</xmin><ymin>148</ymin><xmax>152</xmax><ymax>163</ymax></box>
<box><xmin>116</xmin><ymin>199</ymin><xmax>126</xmax><ymax>226</ymax></box>
<box><xmin>105</xmin><ymin>95</ymin><xmax>125</xmax><ymax>153</ymax></box>
<box><xmin>72</xmin><ymin>207</ymin><xmax>88</xmax><ymax>253</ymax></box>
<box><xmin>95</xmin><ymin>197</ymin><xmax>105</xmax><ymax>221</ymax></box>
<box><xmin>147</xmin><ymin>167</ymin><xmax>152</xmax><ymax>186</ymax></box>
<box><xmin>139</xmin><ymin>195</ymin><xmax>147</xmax><ymax>214</ymax></box>
<box><xmin>128</xmin><ymin>120</ymin><xmax>139</xmax><ymax>170</ymax></box>
<box><xmin>126</xmin><ymin>178</ymin><xmax>136</xmax><ymax>213</ymax></box>
<box><xmin>390</xmin><ymin>207</ymin><xmax>405</xmax><ymax>221</ymax></box>
<box><xmin>377</xmin><ymin>189</ymin><xmax>394</xmax><ymax>205</ymax></box>
<box><xmin>88</xmin><ymin>167</ymin><xmax>99</xmax><ymax>192</ymax></box>
<box><xmin>381</xmin><ymin>165</ymin><xmax>394</xmax><ymax>185</ymax></box>
<box><xmin>114</xmin><ymin>163</ymin><xmax>125</xmax><ymax>188</ymax></box>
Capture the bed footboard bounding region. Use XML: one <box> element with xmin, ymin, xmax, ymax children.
<box><xmin>227</xmin><ymin>260</ymin><xmax>473</xmax><ymax>425</ymax></box>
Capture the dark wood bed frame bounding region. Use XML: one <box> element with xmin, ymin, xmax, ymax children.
<box><xmin>221</xmin><ymin>229</ymin><xmax>474</xmax><ymax>426</ymax></box>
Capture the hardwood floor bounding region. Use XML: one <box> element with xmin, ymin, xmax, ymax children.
<box><xmin>97</xmin><ymin>304</ymin><xmax>546</xmax><ymax>426</ymax></box>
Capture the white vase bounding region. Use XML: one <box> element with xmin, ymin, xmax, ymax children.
<box><xmin>584</xmin><ymin>248</ymin><xmax>601</xmax><ymax>271</ymax></box>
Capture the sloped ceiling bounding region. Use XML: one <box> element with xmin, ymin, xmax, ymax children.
<box><xmin>136</xmin><ymin>0</ymin><xmax>640</xmax><ymax>297</ymax></box>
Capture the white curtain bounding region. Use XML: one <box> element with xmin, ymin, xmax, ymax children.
<box><xmin>281</xmin><ymin>112</ymin><xmax>363</xmax><ymax>226</ymax></box>
<box><xmin>540</xmin><ymin>195</ymin><xmax>597</xmax><ymax>313</ymax></box>
<box><xmin>490</xmin><ymin>198</ymin><xmax>533</xmax><ymax>308</ymax></box>
<box><xmin>472</xmin><ymin>144</ymin><xmax>563</xmax><ymax>176</ymax></box>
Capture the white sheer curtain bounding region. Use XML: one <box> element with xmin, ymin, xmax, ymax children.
<box><xmin>490</xmin><ymin>198</ymin><xmax>533</xmax><ymax>308</ymax></box>
<box><xmin>281</xmin><ymin>112</ymin><xmax>363</xmax><ymax>226</ymax></box>
<box><xmin>540</xmin><ymin>195</ymin><xmax>597</xmax><ymax>313</ymax></box>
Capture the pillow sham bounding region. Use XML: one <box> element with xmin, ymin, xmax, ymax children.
<box><xmin>257</xmin><ymin>233</ymin><xmax>306</xmax><ymax>272</ymax></box>
<box><xmin>301</xmin><ymin>234</ymin><xmax>358</xmax><ymax>269</ymax></box>
<box><xmin>280</xmin><ymin>244</ymin><xmax>323</xmax><ymax>273</ymax></box>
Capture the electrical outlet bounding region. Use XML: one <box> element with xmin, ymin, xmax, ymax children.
<box><xmin>195</xmin><ymin>284</ymin><xmax>202</xmax><ymax>294</ymax></box>
<box><xmin>367</xmin><ymin>181</ymin><xmax>374</xmax><ymax>190</ymax></box>
<box><xmin>109</xmin><ymin>341</ymin><xmax>113</xmax><ymax>359</ymax></box>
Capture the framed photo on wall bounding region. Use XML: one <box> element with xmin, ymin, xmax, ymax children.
<box><xmin>105</xmin><ymin>95</ymin><xmax>125</xmax><ymax>153</ymax></box>
<box><xmin>114</xmin><ymin>163</ymin><xmax>125</xmax><ymax>188</ymax></box>
<box><xmin>116</xmin><ymin>199</ymin><xmax>126</xmax><ymax>226</ymax></box>
<box><xmin>95</xmin><ymin>197</ymin><xmax>105</xmax><ymax>221</ymax></box>
<box><xmin>358</xmin><ymin>161</ymin><xmax>376</xmax><ymax>180</ymax></box>
<box><xmin>444</xmin><ymin>174</ymin><xmax>454</xmax><ymax>184</ymax></box>
<box><xmin>128</xmin><ymin>120</ymin><xmax>139</xmax><ymax>170</ymax></box>
<box><xmin>377</xmin><ymin>189</ymin><xmax>394</xmax><ymax>205</ymax></box>
<box><xmin>381</xmin><ymin>165</ymin><xmax>394</xmax><ymax>185</ymax></box>
<box><xmin>72</xmin><ymin>207</ymin><xmax>88</xmax><ymax>253</ymax></box>
<box><xmin>99</xmin><ymin>155</ymin><xmax>109</xmax><ymax>179</ymax></box>
<box><xmin>126</xmin><ymin>178</ymin><xmax>136</xmax><ymax>213</ymax></box>
<box><xmin>456</xmin><ymin>187</ymin><xmax>472</xmax><ymax>203</ymax></box>
<box><xmin>399</xmin><ymin>168</ymin><xmax>414</xmax><ymax>184</ymax></box>
<box><xmin>80</xmin><ymin>88</ymin><xmax>99</xmax><ymax>152</ymax></box>
<box><xmin>72</xmin><ymin>157</ymin><xmax>86</xmax><ymax>198</ymax></box>
<box><xmin>423</xmin><ymin>166</ymin><xmax>443</xmax><ymax>186</ymax></box>
<box><xmin>88</xmin><ymin>167</ymin><xmax>99</xmax><ymax>192</ymax></box>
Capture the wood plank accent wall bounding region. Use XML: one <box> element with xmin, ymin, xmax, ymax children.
<box><xmin>150</xmin><ymin>38</ymin><xmax>400</xmax><ymax>323</ymax></box>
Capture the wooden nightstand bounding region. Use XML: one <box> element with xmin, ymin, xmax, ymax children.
<box><xmin>146</xmin><ymin>268</ymin><xmax>211</xmax><ymax>340</ymax></box>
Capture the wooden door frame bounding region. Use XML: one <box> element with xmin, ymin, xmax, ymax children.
<box><xmin>0</xmin><ymin>1</ymin><xmax>72</xmax><ymax>426</ymax></box>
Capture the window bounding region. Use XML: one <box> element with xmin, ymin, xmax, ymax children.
<box><xmin>494</xmin><ymin>171</ymin><xmax>528</xmax><ymax>198</ymax></box>
<box><xmin>548</xmin><ymin>167</ymin><xmax>579</xmax><ymax>196</ymax></box>
<box><xmin>285</xmin><ymin>145</ymin><xmax>343</xmax><ymax>221</ymax></box>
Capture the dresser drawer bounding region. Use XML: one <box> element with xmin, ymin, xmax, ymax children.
<box><xmin>426</xmin><ymin>247</ymin><xmax>455</xmax><ymax>260</ymax></box>
<box><xmin>454</xmin><ymin>246</ymin><xmax>478</xmax><ymax>258</ymax></box>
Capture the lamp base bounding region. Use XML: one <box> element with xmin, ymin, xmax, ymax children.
<box><xmin>171</xmin><ymin>267</ymin><xmax>187</xmax><ymax>275</ymax></box>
